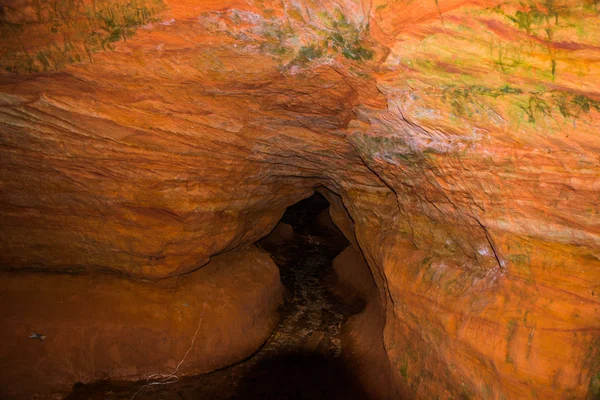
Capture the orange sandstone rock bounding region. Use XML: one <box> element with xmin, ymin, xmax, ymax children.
<box><xmin>0</xmin><ymin>246</ymin><xmax>283</xmax><ymax>399</ymax></box>
<box><xmin>0</xmin><ymin>0</ymin><xmax>599</xmax><ymax>398</ymax></box>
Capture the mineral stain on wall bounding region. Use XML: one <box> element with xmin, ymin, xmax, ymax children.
<box><xmin>1</xmin><ymin>0</ymin><xmax>166</xmax><ymax>73</ymax></box>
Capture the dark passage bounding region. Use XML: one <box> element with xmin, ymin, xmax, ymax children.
<box><xmin>67</xmin><ymin>192</ymin><xmax>368</xmax><ymax>400</ymax></box>
<box><xmin>279</xmin><ymin>191</ymin><xmax>331</xmax><ymax>233</ymax></box>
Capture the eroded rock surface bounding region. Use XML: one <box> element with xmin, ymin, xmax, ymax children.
<box><xmin>0</xmin><ymin>246</ymin><xmax>283</xmax><ymax>398</ymax></box>
<box><xmin>1</xmin><ymin>0</ymin><xmax>599</xmax><ymax>398</ymax></box>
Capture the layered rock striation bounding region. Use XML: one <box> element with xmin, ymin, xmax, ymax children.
<box><xmin>0</xmin><ymin>0</ymin><xmax>598</xmax><ymax>398</ymax></box>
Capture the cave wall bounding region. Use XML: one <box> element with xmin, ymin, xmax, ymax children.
<box><xmin>0</xmin><ymin>246</ymin><xmax>283</xmax><ymax>398</ymax></box>
<box><xmin>1</xmin><ymin>0</ymin><xmax>599</xmax><ymax>398</ymax></box>
<box><xmin>332</xmin><ymin>245</ymin><xmax>392</xmax><ymax>400</ymax></box>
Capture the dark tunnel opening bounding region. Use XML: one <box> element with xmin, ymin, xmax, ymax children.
<box><xmin>279</xmin><ymin>192</ymin><xmax>332</xmax><ymax>233</ymax></box>
<box><xmin>66</xmin><ymin>192</ymin><xmax>375</xmax><ymax>400</ymax></box>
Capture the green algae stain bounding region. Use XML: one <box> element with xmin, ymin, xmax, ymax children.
<box><xmin>519</xmin><ymin>94</ymin><xmax>552</xmax><ymax>123</ymax></box>
<box><xmin>399</xmin><ymin>359</ymin><xmax>409</xmax><ymax>379</ymax></box>
<box><xmin>506</xmin><ymin>3</ymin><xmax>548</xmax><ymax>34</ymax></box>
<box><xmin>502</xmin><ymin>1</ymin><xmax>562</xmax><ymax>77</ymax></box>
<box><xmin>487</xmin><ymin>1</ymin><xmax>600</xmax><ymax>80</ymax></box>
<box><xmin>341</xmin><ymin>45</ymin><xmax>373</xmax><ymax>61</ymax></box>
<box><xmin>295</xmin><ymin>44</ymin><xmax>326</xmax><ymax>63</ymax></box>
<box><xmin>439</xmin><ymin>81</ymin><xmax>600</xmax><ymax>125</ymax></box>
<box><xmin>584</xmin><ymin>0</ymin><xmax>599</xmax><ymax>13</ymax></box>
<box><xmin>2</xmin><ymin>0</ymin><xmax>165</xmax><ymax>74</ymax></box>
<box><xmin>505</xmin><ymin>318</ymin><xmax>518</xmax><ymax>364</ymax></box>
<box><xmin>519</xmin><ymin>91</ymin><xmax>600</xmax><ymax>123</ymax></box>
<box><xmin>441</xmin><ymin>84</ymin><xmax>523</xmax><ymax>117</ymax></box>
<box><xmin>289</xmin><ymin>8</ymin><xmax>373</xmax><ymax>65</ymax></box>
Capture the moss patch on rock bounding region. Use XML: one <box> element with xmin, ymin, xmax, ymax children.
<box><xmin>1</xmin><ymin>0</ymin><xmax>165</xmax><ymax>74</ymax></box>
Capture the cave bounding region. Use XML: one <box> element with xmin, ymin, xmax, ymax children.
<box><xmin>0</xmin><ymin>1</ymin><xmax>599</xmax><ymax>399</ymax></box>
<box><xmin>65</xmin><ymin>191</ymin><xmax>381</xmax><ymax>399</ymax></box>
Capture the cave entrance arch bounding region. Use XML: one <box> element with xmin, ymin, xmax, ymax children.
<box><xmin>66</xmin><ymin>190</ymin><xmax>388</xmax><ymax>400</ymax></box>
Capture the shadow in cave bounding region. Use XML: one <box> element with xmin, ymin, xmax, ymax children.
<box><xmin>230</xmin><ymin>352</ymin><xmax>368</xmax><ymax>400</ymax></box>
<box><xmin>243</xmin><ymin>191</ymin><xmax>367</xmax><ymax>399</ymax></box>
<box><xmin>279</xmin><ymin>191</ymin><xmax>332</xmax><ymax>234</ymax></box>
<box><xmin>66</xmin><ymin>191</ymin><xmax>369</xmax><ymax>400</ymax></box>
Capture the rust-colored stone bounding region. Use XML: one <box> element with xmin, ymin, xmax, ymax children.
<box><xmin>0</xmin><ymin>246</ymin><xmax>283</xmax><ymax>399</ymax></box>
<box><xmin>0</xmin><ymin>0</ymin><xmax>599</xmax><ymax>398</ymax></box>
